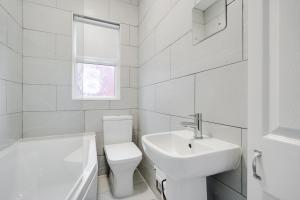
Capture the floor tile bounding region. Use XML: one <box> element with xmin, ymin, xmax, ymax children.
<box><xmin>98</xmin><ymin>171</ymin><xmax>157</xmax><ymax>200</ymax></box>
<box><xmin>98</xmin><ymin>175</ymin><xmax>110</xmax><ymax>194</ymax></box>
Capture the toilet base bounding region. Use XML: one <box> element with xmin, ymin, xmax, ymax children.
<box><xmin>109</xmin><ymin>169</ymin><xmax>135</xmax><ymax>198</ymax></box>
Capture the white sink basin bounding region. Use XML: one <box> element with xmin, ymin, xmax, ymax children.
<box><xmin>142</xmin><ymin>130</ymin><xmax>241</xmax><ymax>200</ymax></box>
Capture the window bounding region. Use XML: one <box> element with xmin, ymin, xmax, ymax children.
<box><xmin>72</xmin><ymin>15</ymin><xmax>120</xmax><ymax>100</ymax></box>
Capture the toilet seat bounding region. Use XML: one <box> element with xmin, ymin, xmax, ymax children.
<box><xmin>104</xmin><ymin>142</ymin><xmax>142</xmax><ymax>165</ymax></box>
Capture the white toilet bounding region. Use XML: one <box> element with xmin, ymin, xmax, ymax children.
<box><xmin>103</xmin><ymin>115</ymin><xmax>142</xmax><ymax>198</ymax></box>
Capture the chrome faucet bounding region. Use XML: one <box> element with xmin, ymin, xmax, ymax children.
<box><xmin>181</xmin><ymin>113</ymin><xmax>203</xmax><ymax>139</ymax></box>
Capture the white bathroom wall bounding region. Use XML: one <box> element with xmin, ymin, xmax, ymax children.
<box><xmin>138</xmin><ymin>0</ymin><xmax>247</xmax><ymax>199</ymax></box>
<box><xmin>22</xmin><ymin>0</ymin><xmax>139</xmax><ymax>174</ymax></box>
<box><xmin>0</xmin><ymin>0</ymin><xmax>23</xmax><ymax>148</ymax></box>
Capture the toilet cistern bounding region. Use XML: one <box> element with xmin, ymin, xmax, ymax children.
<box><xmin>181</xmin><ymin>113</ymin><xmax>203</xmax><ymax>139</ymax></box>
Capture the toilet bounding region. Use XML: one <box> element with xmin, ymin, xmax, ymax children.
<box><xmin>103</xmin><ymin>115</ymin><xmax>142</xmax><ymax>198</ymax></box>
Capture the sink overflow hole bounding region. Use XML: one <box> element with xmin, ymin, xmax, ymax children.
<box><xmin>188</xmin><ymin>143</ymin><xmax>192</xmax><ymax>148</ymax></box>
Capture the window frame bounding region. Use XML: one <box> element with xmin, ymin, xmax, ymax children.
<box><xmin>72</xmin><ymin>14</ymin><xmax>121</xmax><ymax>101</ymax></box>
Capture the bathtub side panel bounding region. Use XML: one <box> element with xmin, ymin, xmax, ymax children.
<box><xmin>82</xmin><ymin>170</ymin><xmax>98</xmax><ymax>200</ymax></box>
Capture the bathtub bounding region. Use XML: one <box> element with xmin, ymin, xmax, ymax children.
<box><xmin>0</xmin><ymin>133</ymin><xmax>98</xmax><ymax>200</ymax></box>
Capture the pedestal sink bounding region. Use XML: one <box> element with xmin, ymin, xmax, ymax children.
<box><xmin>142</xmin><ymin>130</ymin><xmax>241</xmax><ymax>200</ymax></box>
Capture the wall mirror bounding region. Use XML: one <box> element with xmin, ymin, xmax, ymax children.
<box><xmin>192</xmin><ymin>0</ymin><xmax>227</xmax><ymax>45</ymax></box>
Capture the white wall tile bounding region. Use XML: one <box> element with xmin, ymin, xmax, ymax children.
<box><xmin>139</xmin><ymin>0</ymin><xmax>155</xmax><ymax>23</ymax></box>
<box><xmin>227</xmin><ymin>0</ymin><xmax>235</xmax><ymax>4</ymax></box>
<box><xmin>23</xmin><ymin>1</ymin><xmax>72</xmax><ymax>35</ymax></box>
<box><xmin>205</xmin><ymin>122</ymin><xmax>241</xmax><ymax>144</ymax></box>
<box><xmin>139</xmin><ymin>85</ymin><xmax>155</xmax><ymax>111</ymax></box>
<box><xmin>84</xmin><ymin>110</ymin><xmax>99</xmax><ymax>132</ymax></box>
<box><xmin>7</xmin><ymin>16</ymin><xmax>22</xmax><ymax>53</ymax></box>
<box><xmin>120</xmin><ymin>24</ymin><xmax>130</xmax><ymax>45</ymax></box>
<box><xmin>0</xmin><ymin>0</ymin><xmax>22</xmax><ymax>25</ymax></box>
<box><xmin>23</xmin><ymin>85</ymin><xmax>56</xmax><ymax>111</ymax></box>
<box><xmin>130</xmin><ymin>108</ymin><xmax>139</xmax><ymax>131</ymax></box>
<box><xmin>110</xmin><ymin>0</ymin><xmax>138</xmax><ymax>26</ymax></box>
<box><xmin>139</xmin><ymin>47</ymin><xmax>170</xmax><ymax>86</ymax></box>
<box><xmin>84</xmin><ymin>0</ymin><xmax>110</xmax><ymax>21</ymax></box>
<box><xmin>130</xmin><ymin>26</ymin><xmax>138</xmax><ymax>46</ymax></box>
<box><xmin>23</xmin><ymin>111</ymin><xmax>84</xmax><ymax>137</ymax></box>
<box><xmin>110</xmin><ymin>88</ymin><xmax>138</xmax><ymax>109</ymax></box>
<box><xmin>23</xmin><ymin>57</ymin><xmax>72</xmax><ymax>85</ymax></box>
<box><xmin>130</xmin><ymin>0</ymin><xmax>139</xmax><ymax>6</ymax></box>
<box><xmin>207</xmin><ymin>177</ymin><xmax>246</xmax><ymax>200</ymax></box>
<box><xmin>57</xmin><ymin>86</ymin><xmax>82</xmax><ymax>110</ymax></box>
<box><xmin>243</xmin><ymin>0</ymin><xmax>248</xmax><ymax>60</ymax></box>
<box><xmin>170</xmin><ymin>116</ymin><xmax>193</xmax><ymax>131</ymax></box>
<box><xmin>155</xmin><ymin>0</ymin><xmax>193</xmax><ymax>52</ymax></box>
<box><xmin>0</xmin><ymin>80</ymin><xmax>6</xmax><ymax>115</ymax></box>
<box><xmin>0</xmin><ymin>113</ymin><xmax>22</xmax><ymax>143</ymax></box>
<box><xmin>156</xmin><ymin>75</ymin><xmax>194</xmax><ymax>117</ymax></box>
<box><xmin>0</xmin><ymin>44</ymin><xmax>22</xmax><ymax>83</ymax></box>
<box><xmin>84</xmin><ymin>109</ymin><xmax>131</xmax><ymax>133</ymax></box>
<box><xmin>0</xmin><ymin>8</ymin><xmax>7</xmax><ymax>44</ymax></box>
<box><xmin>26</xmin><ymin>0</ymin><xmax>57</xmax><ymax>7</ymax></box>
<box><xmin>138</xmin><ymin>0</ymin><xmax>247</xmax><ymax>199</ymax></box>
<box><xmin>171</xmin><ymin>0</ymin><xmax>243</xmax><ymax>78</ymax></box>
<box><xmin>139</xmin><ymin>0</ymin><xmax>170</xmax><ymax>43</ymax></box>
<box><xmin>57</xmin><ymin>0</ymin><xmax>84</xmax><ymax>14</ymax></box>
<box><xmin>23</xmin><ymin>29</ymin><xmax>56</xmax><ymax>58</ymax></box>
<box><xmin>170</xmin><ymin>0</ymin><xmax>180</xmax><ymax>6</ymax></box>
<box><xmin>6</xmin><ymin>82</ymin><xmax>22</xmax><ymax>113</ymax></box>
<box><xmin>205</xmin><ymin>122</ymin><xmax>242</xmax><ymax>193</ymax></box>
<box><xmin>195</xmin><ymin>61</ymin><xmax>247</xmax><ymax>128</ymax></box>
<box><xmin>20</xmin><ymin>0</ymin><xmax>140</xmax><ymax>143</ymax></box>
<box><xmin>139</xmin><ymin>110</ymin><xmax>170</xmax><ymax>134</ymax></box>
<box><xmin>118</xmin><ymin>0</ymin><xmax>135</xmax><ymax>5</ymax></box>
<box><xmin>0</xmin><ymin>0</ymin><xmax>22</xmax><ymax>145</ymax></box>
<box><xmin>214</xmin><ymin>164</ymin><xmax>242</xmax><ymax>194</ymax></box>
<box><xmin>55</xmin><ymin>35</ymin><xmax>72</xmax><ymax>60</ymax></box>
<box><xmin>121</xmin><ymin>45</ymin><xmax>138</xmax><ymax>66</ymax></box>
<box><xmin>139</xmin><ymin>32</ymin><xmax>156</xmax><ymax>64</ymax></box>
<box><xmin>82</xmin><ymin>101</ymin><xmax>110</xmax><ymax>110</ymax></box>
<box><xmin>130</xmin><ymin>67</ymin><xmax>138</xmax><ymax>88</ymax></box>
<box><xmin>120</xmin><ymin>67</ymin><xmax>130</xmax><ymax>87</ymax></box>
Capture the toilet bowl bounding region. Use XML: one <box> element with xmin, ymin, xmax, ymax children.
<box><xmin>103</xmin><ymin>115</ymin><xmax>142</xmax><ymax>198</ymax></box>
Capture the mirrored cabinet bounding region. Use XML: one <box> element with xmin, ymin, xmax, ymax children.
<box><xmin>192</xmin><ymin>0</ymin><xmax>227</xmax><ymax>45</ymax></box>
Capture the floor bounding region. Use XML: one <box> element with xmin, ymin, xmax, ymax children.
<box><xmin>98</xmin><ymin>171</ymin><xmax>158</xmax><ymax>200</ymax></box>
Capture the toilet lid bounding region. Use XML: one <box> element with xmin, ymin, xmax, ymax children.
<box><xmin>104</xmin><ymin>142</ymin><xmax>142</xmax><ymax>164</ymax></box>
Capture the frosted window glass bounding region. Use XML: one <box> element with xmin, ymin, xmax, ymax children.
<box><xmin>76</xmin><ymin>63</ymin><xmax>115</xmax><ymax>97</ymax></box>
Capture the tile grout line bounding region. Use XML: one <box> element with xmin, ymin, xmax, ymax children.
<box><xmin>139</xmin><ymin>59</ymin><xmax>247</xmax><ymax>89</ymax></box>
<box><xmin>211</xmin><ymin>177</ymin><xmax>246</xmax><ymax>199</ymax></box>
<box><xmin>138</xmin><ymin>108</ymin><xmax>247</xmax><ymax>129</ymax></box>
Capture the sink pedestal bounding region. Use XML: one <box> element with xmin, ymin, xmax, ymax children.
<box><xmin>165</xmin><ymin>177</ymin><xmax>207</xmax><ymax>200</ymax></box>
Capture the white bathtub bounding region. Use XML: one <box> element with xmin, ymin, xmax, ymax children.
<box><xmin>0</xmin><ymin>133</ymin><xmax>98</xmax><ymax>200</ymax></box>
